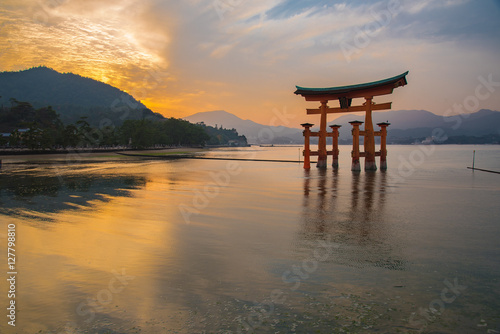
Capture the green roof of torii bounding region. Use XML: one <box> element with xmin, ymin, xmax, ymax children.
<box><xmin>294</xmin><ymin>71</ymin><xmax>408</xmax><ymax>97</ymax></box>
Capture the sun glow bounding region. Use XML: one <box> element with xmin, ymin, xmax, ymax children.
<box><xmin>0</xmin><ymin>1</ymin><xmax>172</xmax><ymax>114</ymax></box>
<box><xmin>1</xmin><ymin>1</ymin><xmax>499</xmax><ymax>123</ymax></box>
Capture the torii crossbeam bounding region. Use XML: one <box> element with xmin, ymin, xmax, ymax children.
<box><xmin>294</xmin><ymin>71</ymin><xmax>409</xmax><ymax>170</ymax></box>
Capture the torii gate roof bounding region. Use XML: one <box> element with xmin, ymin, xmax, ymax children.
<box><xmin>294</xmin><ymin>71</ymin><xmax>408</xmax><ymax>101</ymax></box>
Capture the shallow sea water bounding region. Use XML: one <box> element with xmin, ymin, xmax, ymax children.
<box><xmin>0</xmin><ymin>145</ymin><xmax>499</xmax><ymax>333</ymax></box>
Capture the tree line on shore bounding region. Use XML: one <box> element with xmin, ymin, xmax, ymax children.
<box><xmin>0</xmin><ymin>99</ymin><xmax>247</xmax><ymax>150</ymax></box>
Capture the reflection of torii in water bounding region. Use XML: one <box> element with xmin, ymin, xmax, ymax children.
<box><xmin>300</xmin><ymin>170</ymin><xmax>407</xmax><ymax>270</ymax></box>
<box><xmin>295</xmin><ymin>72</ymin><xmax>408</xmax><ymax>171</ymax></box>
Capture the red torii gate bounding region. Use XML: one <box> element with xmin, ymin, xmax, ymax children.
<box><xmin>294</xmin><ymin>71</ymin><xmax>408</xmax><ymax>171</ymax></box>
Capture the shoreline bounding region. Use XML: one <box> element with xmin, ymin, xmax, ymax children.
<box><xmin>0</xmin><ymin>146</ymin><xmax>205</xmax><ymax>156</ymax></box>
<box><xmin>0</xmin><ymin>147</ymin><xmax>206</xmax><ymax>165</ymax></box>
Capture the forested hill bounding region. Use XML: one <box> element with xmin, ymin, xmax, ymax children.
<box><xmin>0</xmin><ymin>100</ymin><xmax>248</xmax><ymax>149</ymax></box>
<box><xmin>0</xmin><ymin>67</ymin><xmax>248</xmax><ymax>149</ymax></box>
<box><xmin>0</xmin><ymin>66</ymin><xmax>163</xmax><ymax>126</ymax></box>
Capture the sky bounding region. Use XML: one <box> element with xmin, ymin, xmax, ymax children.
<box><xmin>1</xmin><ymin>0</ymin><xmax>500</xmax><ymax>127</ymax></box>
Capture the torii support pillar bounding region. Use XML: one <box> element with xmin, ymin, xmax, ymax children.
<box><xmin>317</xmin><ymin>101</ymin><xmax>328</xmax><ymax>168</ymax></box>
<box><xmin>301</xmin><ymin>123</ymin><xmax>314</xmax><ymax>170</ymax></box>
<box><xmin>350</xmin><ymin>121</ymin><xmax>363</xmax><ymax>171</ymax></box>
<box><xmin>329</xmin><ymin>124</ymin><xmax>341</xmax><ymax>169</ymax></box>
<box><xmin>377</xmin><ymin>122</ymin><xmax>390</xmax><ymax>170</ymax></box>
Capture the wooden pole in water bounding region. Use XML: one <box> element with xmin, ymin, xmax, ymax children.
<box><xmin>472</xmin><ymin>150</ymin><xmax>475</xmax><ymax>169</ymax></box>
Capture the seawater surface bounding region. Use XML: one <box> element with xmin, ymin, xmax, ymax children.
<box><xmin>0</xmin><ymin>145</ymin><xmax>499</xmax><ymax>333</ymax></box>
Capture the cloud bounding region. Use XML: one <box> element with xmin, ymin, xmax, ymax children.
<box><xmin>0</xmin><ymin>0</ymin><xmax>499</xmax><ymax>123</ymax></box>
<box><xmin>0</xmin><ymin>0</ymin><xmax>171</xmax><ymax>99</ymax></box>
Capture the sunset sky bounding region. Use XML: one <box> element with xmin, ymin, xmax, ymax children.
<box><xmin>1</xmin><ymin>0</ymin><xmax>499</xmax><ymax>126</ymax></box>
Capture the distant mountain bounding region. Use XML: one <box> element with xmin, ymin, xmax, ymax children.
<box><xmin>184</xmin><ymin>109</ymin><xmax>500</xmax><ymax>144</ymax></box>
<box><xmin>183</xmin><ymin>110</ymin><xmax>304</xmax><ymax>144</ymax></box>
<box><xmin>331</xmin><ymin>109</ymin><xmax>445</xmax><ymax>130</ymax></box>
<box><xmin>330</xmin><ymin>109</ymin><xmax>500</xmax><ymax>142</ymax></box>
<box><xmin>0</xmin><ymin>66</ymin><xmax>163</xmax><ymax>127</ymax></box>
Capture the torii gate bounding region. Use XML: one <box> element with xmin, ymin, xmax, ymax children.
<box><xmin>294</xmin><ymin>71</ymin><xmax>408</xmax><ymax>171</ymax></box>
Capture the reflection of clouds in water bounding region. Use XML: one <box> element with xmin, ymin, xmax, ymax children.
<box><xmin>299</xmin><ymin>170</ymin><xmax>407</xmax><ymax>270</ymax></box>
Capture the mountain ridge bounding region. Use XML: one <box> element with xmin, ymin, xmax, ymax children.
<box><xmin>0</xmin><ymin>66</ymin><xmax>163</xmax><ymax>127</ymax></box>
<box><xmin>183</xmin><ymin>109</ymin><xmax>303</xmax><ymax>144</ymax></box>
<box><xmin>184</xmin><ymin>109</ymin><xmax>500</xmax><ymax>144</ymax></box>
<box><xmin>2</xmin><ymin>67</ymin><xmax>498</xmax><ymax>144</ymax></box>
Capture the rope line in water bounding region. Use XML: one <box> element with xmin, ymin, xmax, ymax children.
<box><xmin>467</xmin><ymin>167</ymin><xmax>500</xmax><ymax>174</ymax></box>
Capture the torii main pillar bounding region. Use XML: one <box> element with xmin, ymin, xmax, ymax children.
<box><xmin>294</xmin><ymin>71</ymin><xmax>408</xmax><ymax>170</ymax></box>
<box><xmin>364</xmin><ymin>97</ymin><xmax>376</xmax><ymax>170</ymax></box>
